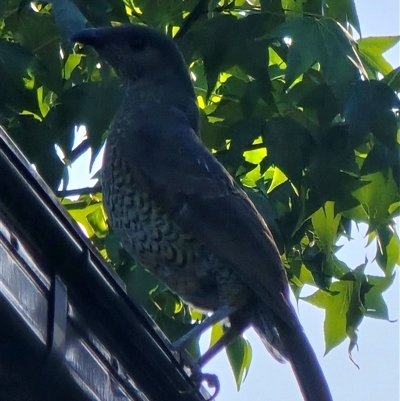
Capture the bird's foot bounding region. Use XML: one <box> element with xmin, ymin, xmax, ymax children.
<box><xmin>191</xmin><ymin>371</ymin><xmax>220</xmax><ymax>401</ymax></box>
<box><xmin>175</xmin><ymin>349</ymin><xmax>220</xmax><ymax>400</ymax></box>
<box><xmin>172</xmin><ymin>307</ymin><xmax>247</xmax><ymax>399</ymax></box>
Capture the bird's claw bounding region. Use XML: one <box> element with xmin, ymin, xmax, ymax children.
<box><xmin>191</xmin><ymin>372</ymin><xmax>220</xmax><ymax>401</ymax></box>
<box><xmin>175</xmin><ymin>349</ymin><xmax>220</xmax><ymax>400</ymax></box>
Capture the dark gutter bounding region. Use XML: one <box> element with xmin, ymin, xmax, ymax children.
<box><xmin>0</xmin><ymin>126</ymin><xmax>208</xmax><ymax>401</ymax></box>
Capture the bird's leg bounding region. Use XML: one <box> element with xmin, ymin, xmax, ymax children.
<box><xmin>171</xmin><ymin>305</ymin><xmax>235</xmax><ymax>400</ymax></box>
<box><xmin>197</xmin><ymin>317</ymin><xmax>248</xmax><ymax>368</ymax></box>
<box><xmin>172</xmin><ymin>305</ymin><xmax>235</xmax><ymax>350</ymax></box>
<box><xmin>189</xmin><ymin>317</ymin><xmax>248</xmax><ymax>400</ymax></box>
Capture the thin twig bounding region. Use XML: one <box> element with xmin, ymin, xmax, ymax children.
<box><xmin>174</xmin><ymin>0</ymin><xmax>209</xmax><ymax>40</ymax></box>
<box><xmin>69</xmin><ymin>138</ymin><xmax>91</xmax><ymax>164</ymax></box>
<box><xmin>56</xmin><ymin>185</ymin><xmax>102</xmax><ymax>198</ymax></box>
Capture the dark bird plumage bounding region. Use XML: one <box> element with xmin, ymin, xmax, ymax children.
<box><xmin>72</xmin><ymin>25</ymin><xmax>332</xmax><ymax>401</ymax></box>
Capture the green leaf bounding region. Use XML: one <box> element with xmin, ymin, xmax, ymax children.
<box><xmin>281</xmin><ymin>0</ymin><xmax>305</xmax><ymax>16</ymax></box>
<box><xmin>305</xmin><ymin>266</ymin><xmax>370</xmax><ymax>355</ymax></box>
<box><xmin>375</xmin><ymin>225</ymin><xmax>400</xmax><ymax>276</ymax></box>
<box><xmin>303</xmin><ymin>0</ymin><xmax>323</xmax><ymax>14</ymax></box>
<box><xmin>341</xmin><ymin>204</ymin><xmax>369</xmax><ymax>223</ymax></box>
<box><xmin>353</xmin><ymin>171</ymin><xmax>399</xmax><ymax>227</ymax></box>
<box><xmin>6</xmin><ymin>6</ymin><xmax>64</xmax><ymax>93</ymax></box>
<box><xmin>196</xmin><ymin>15</ymin><xmax>240</xmax><ymax>96</ymax></box>
<box><xmin>262</xmin><ymin>117</ymin><xmax>313</xmax><ymax>189</ymax></box>
<box><xmin>104</xmin><ymin>231</ymin><xmax>122</xmax><ymax>264</ymax></box>
<box><xmin>106</xmin><ymin>0</ymin><xmax>130</xmax><ymax>23</ymax></box>
<box><xmin>131</xmin><ymin>0</ymin><xmax>190</xmax><ymax>29</ymax></box>
<box><xmin>268</xmin><ymin>166</ymin><xmax>288</xmax><ymax>193</ymax></box>
<box><xmin>358</xmin><ymin>36</ymin><xmax>400</xmax><ymax>76</ymax></box>
<box><xmin>302</xmin><ymin>242</ymin><xmax>331</xmax><ymax>289</ymax></box>
<box><xmin>364</xmin><ymin>274</ymin><xmax>396</xmax><ymax>320</ymax></box>
<box><xmin>63</xmin><ymin>195</ymin><xmax>104</xmax><ymax>237</ymax></box>
<box><xmin>311</xmin><ymin>201</ymin><xmax>341</xmax><ymax>252</ymax></box>
<box><xmin>63</xmin><ymin>53</ymin><xmax>82</xmax><ymax>80</ymax></box>
<box><xmin>325</xmin><ymin>0</ymin><xmax>360</xmax><ymax>35</ymax></box>
<box><xmin>197</xmin><ymin>14</ymin><xmax>270</xmax><ymax>98</ymax></box>
<box><xmin>243</xmin><ymin>187</ymin><xmax>282</xmax><ymax>246</ymax></box>
<box><xmin>0</xmin><ymin>39</ymin><xmax>33</xmax><ymax>78</ymax></box>
<box><xmin>226</xmin><ymin>335</ymin><xmax>252</xmax><ymax>390</ymax></box>
<box><xmin>86</xmin><ymin>204</ymin><xmax>108</xmax><ymax>237</ymax></box>
<box><xmin>343</xmin><ymin>265</ymin><xmax>369</xmax><ymax>350</ymax></box>
<box><xmin>382</xmin><ymin>66</ymin><xmax>400</xmax><ymax>91</ymax></box>
<box><xmin>209</xmin><ymin>323</ymin><xmax>224</xmax><ymax>347</ymax></box>
<box><xmin>9</xmin><ymin>115</ymin><xmax>64</xmax><ymax>188</ymax></box>
<box><xmin>298</xmin><ymin>83</ymin><xmax>339</xmax><ymax>128</ymax></box>
<box><xmin>75</xmin><ymin>0</ymin><xmax>126</xmax><ymax>27</ymax></box>
<box><xmin>152</xmin><ymin>289</ymin><xmax>184</xmax><ymax>317</ymax></box>
<box><xmin>332</xmin><ymin>256</ymin><xmax>352</xmax><ymax>278</ymax></box>
<box><xmin>222</xmin><ymin>116</ymin><xmax>265</xmax><ymax>172</ymax></box>
<box><xmin>121</xmin><ymin>264</ymin><xmax>161</xmax><ymax>316</ymax></box>
<box><xmin>51</xmin><ymin>0</ymin><xmax>87</xmax><ymax>42</ymax></box>
<box><xmin>303</xmin><ymin>281</ymin><xmax>352</xmax><ymax>353</ymax></box>
<box><xmin>271</xmin><ymin>17</ymin><xmax>363</xmax><ymax>96</ymax></box>
<box><xmin>344</xmin><ymin>80</ymin><xmax>399</xmax><ymax>148</ymax></box>
<box><xmin>361</xmin><ymin>142</ymin><xmax>399</xmax><ymax>176</ymax></box>
<box><xmin>0</xmin><ymin>40</ymin><xmax>40</xmax><ymax>116</ymax></box>
<box><xmin>307</xmin><ymin>125</ymin><xmax>363</xmax><ymax>208</ymax></box>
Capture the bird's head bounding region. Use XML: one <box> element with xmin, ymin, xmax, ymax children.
<box><xmin>71</xmin><ymin>25</ymin><xmax>191</xmax><ymax>86</ymax></box>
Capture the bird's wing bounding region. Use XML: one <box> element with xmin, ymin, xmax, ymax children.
<box><xmin>120</xmin><ymin>110</ymin><xmax>298</xmax><ymax>328</ymax></box>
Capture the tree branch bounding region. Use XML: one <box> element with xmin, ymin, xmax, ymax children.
<box><xmin>68</xmin><ymin>138</ymin><xmax>91</xmax><ymax>164</ymax></box>
<box><xmin>174</xmin><ymin>0</ymin><xmax>209</xmax><ymax>40</ymax></box>
<box><xmin>56</xmin><ymin>185</ymin><xmax>102</xmax><ymax>198</ymax></box>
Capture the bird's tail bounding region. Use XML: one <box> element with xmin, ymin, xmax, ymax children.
<box><xmin>252</xmin><ymin>306</ymin><xmax>333</xmax><ymax>401</ymax></box>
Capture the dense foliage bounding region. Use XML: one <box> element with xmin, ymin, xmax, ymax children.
<box><xmin>0</xmin><ymin>0</ymin><xmax>399</xmax><ymax>388</ymax></box>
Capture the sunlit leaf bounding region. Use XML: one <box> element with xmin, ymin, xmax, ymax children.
<box><xmin>358</xmin><ymin>36</ymin><xmax>400</xmax><ymax>76</ymax></box>
<box><xmin>226</xmin><ymin>335</ymin><xmax>252</xmax><ymax>390</ymax></box>
<box><xmin>353</xmin><ymin>171</ymin><xmax>399</xmax><ymax>228</ymax></box>
<box><xmin>304</xmin><ymin>281</ymin><xmax>353</xmax><ymax>353</ymax></box>
<box><xmin>268</xmin><ymin>166</ymin><xmax>288</xmax><ymax>193</ymax></box>
<box><xmin>209</xmin><ymin>323</ymin><xmax>224</xmax><ymax>348</ymax></box>
<box><xmin>312</xmin><ymin>201</ymin><xmax>341</xmax><ymax>253</ymax></box>
<box><xmin>364</xmin><ymin>274</ymin><xmax>396</xmax><ymax>320</ymax></box>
